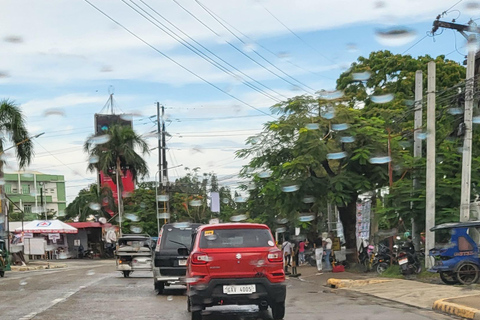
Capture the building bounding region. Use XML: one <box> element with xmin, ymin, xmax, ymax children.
<box><xmin>4</xmin><ymin>172</ymin><xmax>66</xmax><ymax>219</ymax></box>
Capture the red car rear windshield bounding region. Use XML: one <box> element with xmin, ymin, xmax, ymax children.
<box><xmin>199</xmin><ymin>228</ymin><xmax>275</xmax><ymax>249</ymax></box>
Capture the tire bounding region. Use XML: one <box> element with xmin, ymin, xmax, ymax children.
<box><xmin>191</xmin><ymin>309</ymin><xmax>202</xmax><ymax>320</ymax></box>
<box><xmin>271</xmin><ymin>302</ymin><xmax>285</xmax><ymax>320</ymax></box>
<box><xmin>187</xmin><ymin>297</ymin><xmax>191</xmax><ymax>312</ymax></box>
<box><xmin>259</xmin><ymin>304</ymin><xmax>268</xmax><ymax>311</ymax></box>
<box><xmin>440</xmin><ymin>271</ymin><xmax>458</xmax><ymax>285</ymax></box>
<box><xmin>456</xmin><ymin>262</ymin><xmax>480</xmax><ymax>285</ymax></box>
<box><xmin>376</xmin><ymin>262</ymin><xmax>389</xmax><ymax>275</ymax></box>
<box><xmin>415</xmin><ymin>263</ymin><xmax>422</xmax><ymax>274</ymax></box>
<box><xmin>155</xmin><ymin>281</ymin><xmax>165</xmax><ymax>294</ymax></box>
<box><xmin>123</xmin><ymin>271</ymin><xmax>131</xmax><ymax>278</ymax></box>
<box><xmin>0</xmin><ymin>271</ymin><xmax>4</xmax><ymax>277</ymax></box>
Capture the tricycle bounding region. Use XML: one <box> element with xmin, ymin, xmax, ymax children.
<box><xmin>116</xmin><ymin>234</ymin><xmax>153</xmax><ymax>278</ymax></box>
<box><xmin>429</xmin><ymin>221</ymin><xmax>480</xmax><ymax>285</ymax></box>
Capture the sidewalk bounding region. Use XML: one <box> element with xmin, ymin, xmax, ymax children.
<box><xmin>326</xmin><ymin>275</ymin><xmax>480</xmax><ymax>319</ymax></box>
<box><xmin>9</xmin><ymin>258</ymin><xmax>114</xmax><ymax>272</ymax></box>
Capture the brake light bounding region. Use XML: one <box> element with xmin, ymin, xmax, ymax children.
<box><xmin>192</xmin><ymin>252</ymin><xmax>209</xmax><ymax>264</ymax></box>
<box><xmin>155</xmin><ymin>229</ymin><xmax>164</xmax><ymax>252</ymax></box>
<box><xmin>268</xmin><ymin>250</ymin><xmax>283</xmax><ymax>263</ymax></box>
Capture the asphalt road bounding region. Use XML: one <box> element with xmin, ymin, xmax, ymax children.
<box><xmin>0</xmin><ymin>260</ymin><xmax>453</xmax><ymax>320</ymax></box>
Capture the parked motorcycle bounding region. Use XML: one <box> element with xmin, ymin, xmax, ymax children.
<box><xmin>397</xmin><ymin>243</ymin><xmax>422</xmax><ymax>275</ymax></box>
<box><xmin>372</xmin><ymin>243</ymin><xmax>397</xmax><ymax>274</ymax></box>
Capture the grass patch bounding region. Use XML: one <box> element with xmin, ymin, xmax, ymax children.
<box><xmin>379</xmin><ymin>265</ymin><xmax>403</xmax><ymax>278</ymax></box>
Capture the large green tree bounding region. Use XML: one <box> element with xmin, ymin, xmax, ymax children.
<box><xmin>0</xmin><ymin>100</ymin><xmax>34</xmax><ymax>234</ymax></box>
<box><xmin>84</xmin><ymin>123</ymin><xmax>150</xmax><ymax>234</ymax></box>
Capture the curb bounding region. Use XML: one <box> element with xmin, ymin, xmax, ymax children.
<box><xmin>327</xmin><ymin>278</ymin><xmax>392</xmax><ymax>288</ymax></box>
<box><xmin>10</xmin><ymin>264</ymin><xmax>67</xmax><ymax>272</ymax></box>
<box><xmin>433</xmin><ymin>297</ymin><xmax>480</xmax><ymax>320</ymax></box>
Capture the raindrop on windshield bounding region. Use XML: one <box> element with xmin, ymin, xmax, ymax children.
<box><xmin>465</xmin><ymin>1</ymin><xmax>480</xmax><ymax>14</ymax></box>
<box><xmin>352</xmin><ymin>71</ymin><xmax>371</xmax><ymax>81</ymax></box>
<box><xmin>205</xmin><ymin>234</ymin><xmax>217</xmax><ymax>241</ymax></box>
<box><xmin>19</xmin><ymin>280</ymin><xmax>28</xmax><ymax>286</ymax></box>
<box><xmin>157</xmin><ymin>212</ymin><xmax>170</xmax><ymax>219</ymax></box>
<box><xmin>375</xmin><ymin>28</ymin><xmax>416</xmax><ymax>46</ymax></box>
<box><xmin>332</xmin><ymin>123</ymin><xmax>349</xmax><ymax>131</ymax></box>
<box><xmin>130</xmin><ymin>225</ymin><xmax>143</xmax><ymax>233</ymax></box>
<box><xmin>258</xmin><ymin>171</ymin><xmax>272</xmax><ymax>178</ymax></box>
<box><xmin>417</xmin><ymin>132</ymin><xmax>428</xmax><ymax>140</ymax></box>
<box><xmin>473</xmin><ymin>116</ymin><xmax>480</xmax><ymax>124</ymax></box>
<box><xmin>189</xmin><ymin>200</ymin><xmax>202</xmax><ymax>207</ymax></box>
<box><xmin>369</xmin><ymin>156</ymin><xmax>391</xmax><ymax>164</ymax></box>
<box><xmin>371</xmin><ymin>93</ymin><xmax>394</xmax><ymax>104</ymax></box>
<box><xmin>125</xmin><ymin>213</ymin><xmax>139</xmax><ymax>222</ymax></box>
<box><xmin>281</xmin><ymin>185</ymin><xmax>300</xmax><ymax>192</ymax></box>
<box><xmin>88</xmin><ymin>134</ymin><xmax>111</xmax><ymax>145</ymax></box>
<box><xmin>302</xmin><ymin>196</ymin><xmax>315</xmax><ymax>204</ymax></box>
<box><xmin>235</xmin><ymin>196</ymin><xmax>247</xmax><ymax>203</ymax></box>
<box><xmin>318</xmin><ymin>90</ymin><xmax>344</xmax><ymax>100</ymax></box>
<box><xmin>276</xmin><ymin>227</ymin><xmax>286</xmax><ymax>233</ymax></box>
<box><xmin>157</xmin><ymin>195</ymin><xmax>169</xmax><ymax>202</ymax></box>
<box><xmin>243</xmin><ymin>42</ymin><xmax>256</xmax><ymax>52</ymax></box>
<box><xmin>276</xmin><ymin>217</ymin><xmax>288</xmax><ymax>224</ymax></box>
<box><xmin>448</xmin><ymin>108</ymin><xmax>464</xmax><ymax>115</ymax></box>
<box><xmin>167</xmin><ymin>295</ymin><xmax>174</xmax><ymax>301</ymax></box>
<box><xmin>4</xmin><ymin>35</ymin><xmax>23</xmax><ymax>43</ymax></box>
<box><xmin>305</xmin><ymin>123</ymin><xmax>320</xmax><ymax>130</ymax></box>
<box><xmin>222</xmin><ymin>198</ymin><xmax>229</xmax><ymax>204</ymax></box>
<box><xmin>89</xmin><ymin>203</ymin><xmax>101</xmax><ymax>211</ymax></box>
<box><xmin>0</xmin><ymin>178</ymin><xmax>4</xmax><ymax>186</ymax></box>
<box><xmin>173</xmin><ymin>222</ymin><xmax>191</xmax><ymax>229</ymax></box>
<box><xmin>88</xmin><ymin>155</ymin><xmax>99</xmax><ymax>164</ymax></box>
<box><xmin>86</xmin><ymin>270</ymin><xmax>95</xmax><ymax>276</ymax></box>
<box><xmin>327</xmin><ymin>152</ymin><xmax>347</xmax><ymax>160</ymax></box>
<box><xmin>0</xmin><ymin>71</ymin><xmax>9</xmax><ymax>78</ymax></box>
<box><xmin>340</xmin><ymin>136</ymin><xmax>355</xmax><ymax>143</ymax></box>
<box><xmin>43</xmin><ymin>108</ymin><xmax>66</xmax><ymax>117</ymax></box>
<box><xmin>230</xmin><ymin>214</ymin><xmax>247</xmax><ymax>222</ymax></box>
<box><xmin>298</xmin><ymin>215</ymin><xmax>315</xmax><ymax>222</ymax></box>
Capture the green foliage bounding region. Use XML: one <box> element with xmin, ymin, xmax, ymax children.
<box><xmin>63</xmin><ymin>184</ymin><xmax>116</xmax><ymax>222</ymax></box>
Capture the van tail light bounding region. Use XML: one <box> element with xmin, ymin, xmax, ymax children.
<box><xmin>192</xmin><ymin>252</ymin><xmax>209</xmax><ymax>264</ymax></box>
<box><xmin>155</xmin><ymin>229</ymin><xmax>163</xmax><ymax>252</ymax></box>
<box><xmin>268</xmin><ymin>250</ymin><xmax>283</xmax><ymax>263</ymax></box>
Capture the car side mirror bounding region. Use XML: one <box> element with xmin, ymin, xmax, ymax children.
<box><xmin>178</xmin><ymin>247</ymin><xmax>189</xmax><ymax>256</ymax></box>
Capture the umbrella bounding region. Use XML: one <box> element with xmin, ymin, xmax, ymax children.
<box><xmin>15</xmin><ymin>220</ymin><xmax>78</xmax><ymax>234</ymax></box>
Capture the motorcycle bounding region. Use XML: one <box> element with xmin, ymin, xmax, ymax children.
<box><xmin>372</xmin><ymin>243</ymin><xmax>397</xmax><ymax>274</ymax></box>
<box><xmin>79</xmin><ymin>248</ymin><xmax>94</xmax><ymax>259</ymax></box>
<box><xmin>397</xmin><ymin>243</ymin><xmax>422</xmax><ymax>275</ymax></box>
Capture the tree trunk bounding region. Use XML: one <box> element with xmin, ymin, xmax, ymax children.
<box><xmin>337</xmin><ymin>196</ymin><xmax>358</xmax><ymax>262</ymax></box>
<box><xmin>116</xmin><ymin>158</ymin><xmax>124</xmax><ymax>236</ymax></box>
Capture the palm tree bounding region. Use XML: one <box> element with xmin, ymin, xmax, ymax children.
<box><xmin>63</xmin><ymin>184</ymin><xmax>116</xmax><ymax>222</ymax></box>
<box><xmin>0</xmin><ymin>100</ymin><xmax>33</xmax><ymax>233</ymax></box>
<box><xmin>84</xmin><ymin>123</ymin><xmax>150</xmax><ymax>235</ymax></box>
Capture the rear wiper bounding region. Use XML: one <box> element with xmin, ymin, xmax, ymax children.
<box><xmin>169</xmin><ymin>240</ymin><xmax>188</xmax><ymax>250</ymax></box>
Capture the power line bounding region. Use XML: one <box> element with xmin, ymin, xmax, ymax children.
<box><xmin>123</xmin><ymin>0</ymin><xmax>285</xmax><ymax>103</ymax></box>
<box><xmin>83</xmin><ymin>0</ymin><xmax>275</xmax><ymax>118</ymax></box>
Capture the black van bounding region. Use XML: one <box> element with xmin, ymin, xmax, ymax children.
<box><xmin>153</xmin><ymin>223</ymin><xmax>202</xmax><ymax>294</ymax></box>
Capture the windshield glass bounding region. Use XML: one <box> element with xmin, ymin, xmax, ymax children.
<box><xmin>161</xmin><ymin>227</ymin><xmax>193</xmax><ymax>250</ymax></box>
<box><xmin>199</xmin><ymin>228</ymin><xmax>274</xmax><ymax>249</ymax></box>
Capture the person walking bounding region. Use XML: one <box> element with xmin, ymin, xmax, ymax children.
<box><xmin>282</xmin><ymin>239</ymin><xmax>292</xmax><ymax>268</ymax></box>
<box><xmin>298</xmin><ymin>239</ymin><xmax>306</xmax><ymax>265</ymax></box>
<box><xmin>314</xmin><ymin>234</ymin><xmax>323</xmax><ymax>274</ymax></box>
<box><xmin>323</xmin><ymin>232</ymin><xmax>333</xmax><ymax>271</ymax></box>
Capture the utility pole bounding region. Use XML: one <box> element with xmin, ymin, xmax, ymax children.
<box><xmin>157</xmin><ymin>102</ymin><xmax>162</xmax><ymax>186</ymax></box>
<box><xmin>412</xmin><ymin>70</ymin><xmax>423</xmax><ymax>250</ymax></box>
<box><xmin>425</xmin><ymin>61</ymin><xmax>436</xmax><ymax>269</ymax></box>
<box><xmin>460</xmin><ymin>35</ymin><xmax>476</xmax><ymax>222</ymax></box>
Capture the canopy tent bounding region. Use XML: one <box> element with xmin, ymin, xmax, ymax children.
<box><xmin>15</xmin><ymin>220</ymin><xmax>78</xmax><ymax>234</ymax></box>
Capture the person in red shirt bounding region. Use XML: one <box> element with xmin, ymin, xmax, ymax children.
<box><xmin>298</xmin><ymin>239</ymin><xmax>306</xmax><ymax>265</ymax></box>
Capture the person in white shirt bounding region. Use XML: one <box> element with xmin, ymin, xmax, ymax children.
<box><xmin>323</xmin><ymin>232</ymin><xmax>333</xmax><ymax>271</ymax></box>
<box><xmin>282</xmin><ymin>240</ymin><xmax>292</xmax><ymax>267</ymax></box>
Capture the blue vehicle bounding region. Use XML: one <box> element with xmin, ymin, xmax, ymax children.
<box><xmin>429</xmin><ymin>221</ymin><xmax>480</xmax><ymax>285</ymax></box>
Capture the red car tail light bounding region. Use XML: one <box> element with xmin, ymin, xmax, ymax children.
<box><xmin>267</xmin><ymin>250</ymin><xmax>283</xmax><ymax>263</ymax></box>
<box><xmin>192</xmin><ymin>252</ymin><xmax>209</xmax><ymax>264</ymax></box>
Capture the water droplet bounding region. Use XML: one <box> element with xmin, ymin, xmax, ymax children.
<box><xmin>332</xmin><ymin>123</ymin><xmax>349</xmax><ymax>131</ymax></box>
<box><xmin>465</xmin><ymin>1</ymin><xmax>480</xmax><ymax>15</ymax></box>
<box><xmin>88</xmin><ymin>134</ymin><xmax>111</xmax><ymax>145</ymax></box>
<box><xmin>243</xmin><ymin>42</ymin><xmax>256</xmax><ymax>52</ymax></box>
<box><xmin>205</xmin><ymin>234</ymin><xmax>217</xmax><ymax>241</ymax></box>
<box><xmin>173</xmin><ymin>222</ymin><xmax>191</xmax><ymax>228</ymax></box>
<box><xmin>235</xmin><ymin>196</ymin><xmax>247</xmax><ymax>203</ymax></box>
<box><xmin>448</xmin><ymin>108</ymin><xmax>464</xmax><ymax>115</ymax></box>
<box><xmin>352</xmin><ymin>71</ymin><xmax>371</xmax><ymax>81</ymax></box>
<box><xmin>473</xmin><ymin>116</ymin><xmax>480</xmax><ymax>124</ymax></box>
<box><xmin>302</xmin><ymin>196</ymin><xmax>315</xmax><ymax>204</ymax></box>
<box><xmin>89</xmin><ymin>202</ymin><xmax>101</xmax><ymax>211</ymax></box>
<box><xmin>21</xmin><ymin>172</ymin><xmax>34</xmax><ymax>178</ymax></box>
<box><xmin>157</xmin><ymin>212</ymin><xmax>170</xmax><ymax>219</ymax></box>
<box><xmin>277</xmin><ymin>51</ymin><xmax>291</xmax><ymax>60</ymax></box>
<box><xmin>318</xmin><ymin>90</ymin><xmax>344</xmax><ymax>100</ymax></box>
<box><xmin>371</xmin><ymin>93</ymin><xmax>394</xmax><ymax>104</ymax></box>
<box><xmin>86</xmin><ymin>270</ymin><xmax>95</xmax><ymax>276</ymax></box>
<box><xmin>375</xmin><ymin>28</ymin><xmax>416</xmax><ymax>47</ymax></box>
<box><xmin>89</xmin><ymin>155</ymin><xmax>99</xmax><ymax>164</ymax></box>
<box><xmin>125</xmin><ymin>213</ymin><xmax>139</xmax><ymax>222</ymax></box>
<box><xmin>457</xmin><ymin>147</ymin><xmax>465</xmax><ymax>153</ymax></box>
<box><xmin>189</xmin><ymin>200</ymin><xmax>202</xmax><ymax>207</ymax></box>
<box><xmin>320</xmin><ymin>105</ymin><xmax>335</xmax><ymax>119</ymax></box>
<box><xmin>298</xmin><ymin>215</ymin><xmax>315</xmax><ymax>222</ymax></box>
<box><xmin>327</xmin><ymin>152</ymin><xmax>347</xmax><ymax>160</ymax></box>
<box><xmin>0</xmin><ymin>178</ymin><xmax>4</xmax><ymax>186</ymax></box>
<box><xmin>167</xmin><ymin>295</ymin><xmax>174</xmax><ymax>301</ymax></box>
<box><xmin>369</xmin><ymin>156</ymin><xmax>391</xmax><ymax>164</ymax></box>
<box><xmin>222</xmin><ymin>198</ymin><xmax>229</xmax><ymax>204</ymax></box>
<box><xmin>399</xmin><ymin>141</ymin><xmax>412</xmax><ymax>149</ymax></box>
<box><xmin>258</xmin><ymin>170</ymin><xmax>272</xmax><ymax>178</ymax></box>
<box><xmin>156</xmin><ymin>195</ymin><xmax>169</xmax><ymax>202</ymax></box>
<box><xmin>130</xmin><ymin>225</ymin><xmax>143</xmax><ymax>233</ymax></box>
<box><xmin>230</xmin><ymin>214</ymin><xmax>247</xmax><ymax>222</ymax></box>
<box><xmin>281</xmin><ymin>185</ymin><xmax>300</xmax><ymax>192</ymax></box>
<box><xmin>140</xmin><ymin>202</ymin><xmax>146</xmax><ymax>209</ymax></box>
<box><xmin>43</xmin><ymin>108</ymin><xmax>65</xmax><ymax>117</ymax></box>
<box><xmin>276</xmin><ymin>218</ymin><xmax>288</xmax><ymax>224</ymax></box>
<box><xmin>417</xmin><ymin>132</ymin><xmax>428</xmax><ymax>140</ymax></box>
<box><xmin>340</xmin><ymin>136</ymin><xmax>355</xmax><ymax>143</ymax></box>
<box><xmin>346</xmin><ymin>43</ymin><xmax>358</xmax><ymax>52</ymax></box>
<box><xmin>275</xmin><ymin>227</ymin><xmax>286</xmax><ymax>233</ymax></box>
<box><xmin>247</xmin><ymin>183</ymin><xmax>256</xmax><ymax>191</ymax></box>
<box><xmin>4</xmin><ymin>35</ymin><xmax>23</xmax><ymax>43</ymax></box>
<box><xmin>0</xmin><ymin>71</ymin><xmax>10</xmax><ymax>78</ymax></box>
<box><xmin>374</xmin><ymin>1</ymin><xmax>386</xmax><ymax>9</ymax></box>
<box><xmin>305</xmin><ymin>123</ymin><xmax>320</xmax><ymax>130</ymax></box>
<box><xmin>19</xmin><ymin>280</ymin><xmax>28</xmax><ymax>286</ymax></box>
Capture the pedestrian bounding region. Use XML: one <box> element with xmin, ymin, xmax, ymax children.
<box><xmin>323</xmin><ymin>232</ymin><xmax>333</xmax><ymax>271</ymax></box>
<box><xmin>282</xmin><ymin>239</ymin><xmax>292</xmax><ymax>267</ymax></box>
<box><xmin>298</xmin><ymin>239</ymin><xmax>306</xmax><ymax>265</ymax></box>
<box><xmin>314</xmin><ymin>233</ymin><xmax>323</xmax><ymax>274</ymax></box>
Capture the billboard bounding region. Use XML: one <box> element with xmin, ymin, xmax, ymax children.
<box><xmin>94</xmin><ymin>114</ymin><xmax>135</xmax><ymax>212</ymax></box>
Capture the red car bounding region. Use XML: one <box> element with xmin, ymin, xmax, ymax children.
<box><xmin>184</xmin><ymin>223</ymin><xmax>286</xmax><ymax>320</ymax></box>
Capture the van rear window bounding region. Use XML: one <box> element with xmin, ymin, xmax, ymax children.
<box><xmin>199</xmin><ymin>228</ymin><xmax>274</xmax><ymax>248</ymax></box>
<box><xmin>161</xmin><ymin>228</ymin><xmax>193</xmax><ymax>249</ymax></box>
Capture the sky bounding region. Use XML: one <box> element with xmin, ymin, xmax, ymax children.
<box><xmin>0</xmin><ymin>0</ymin><xmax>478</xmax><ymax>204</ymax></box>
